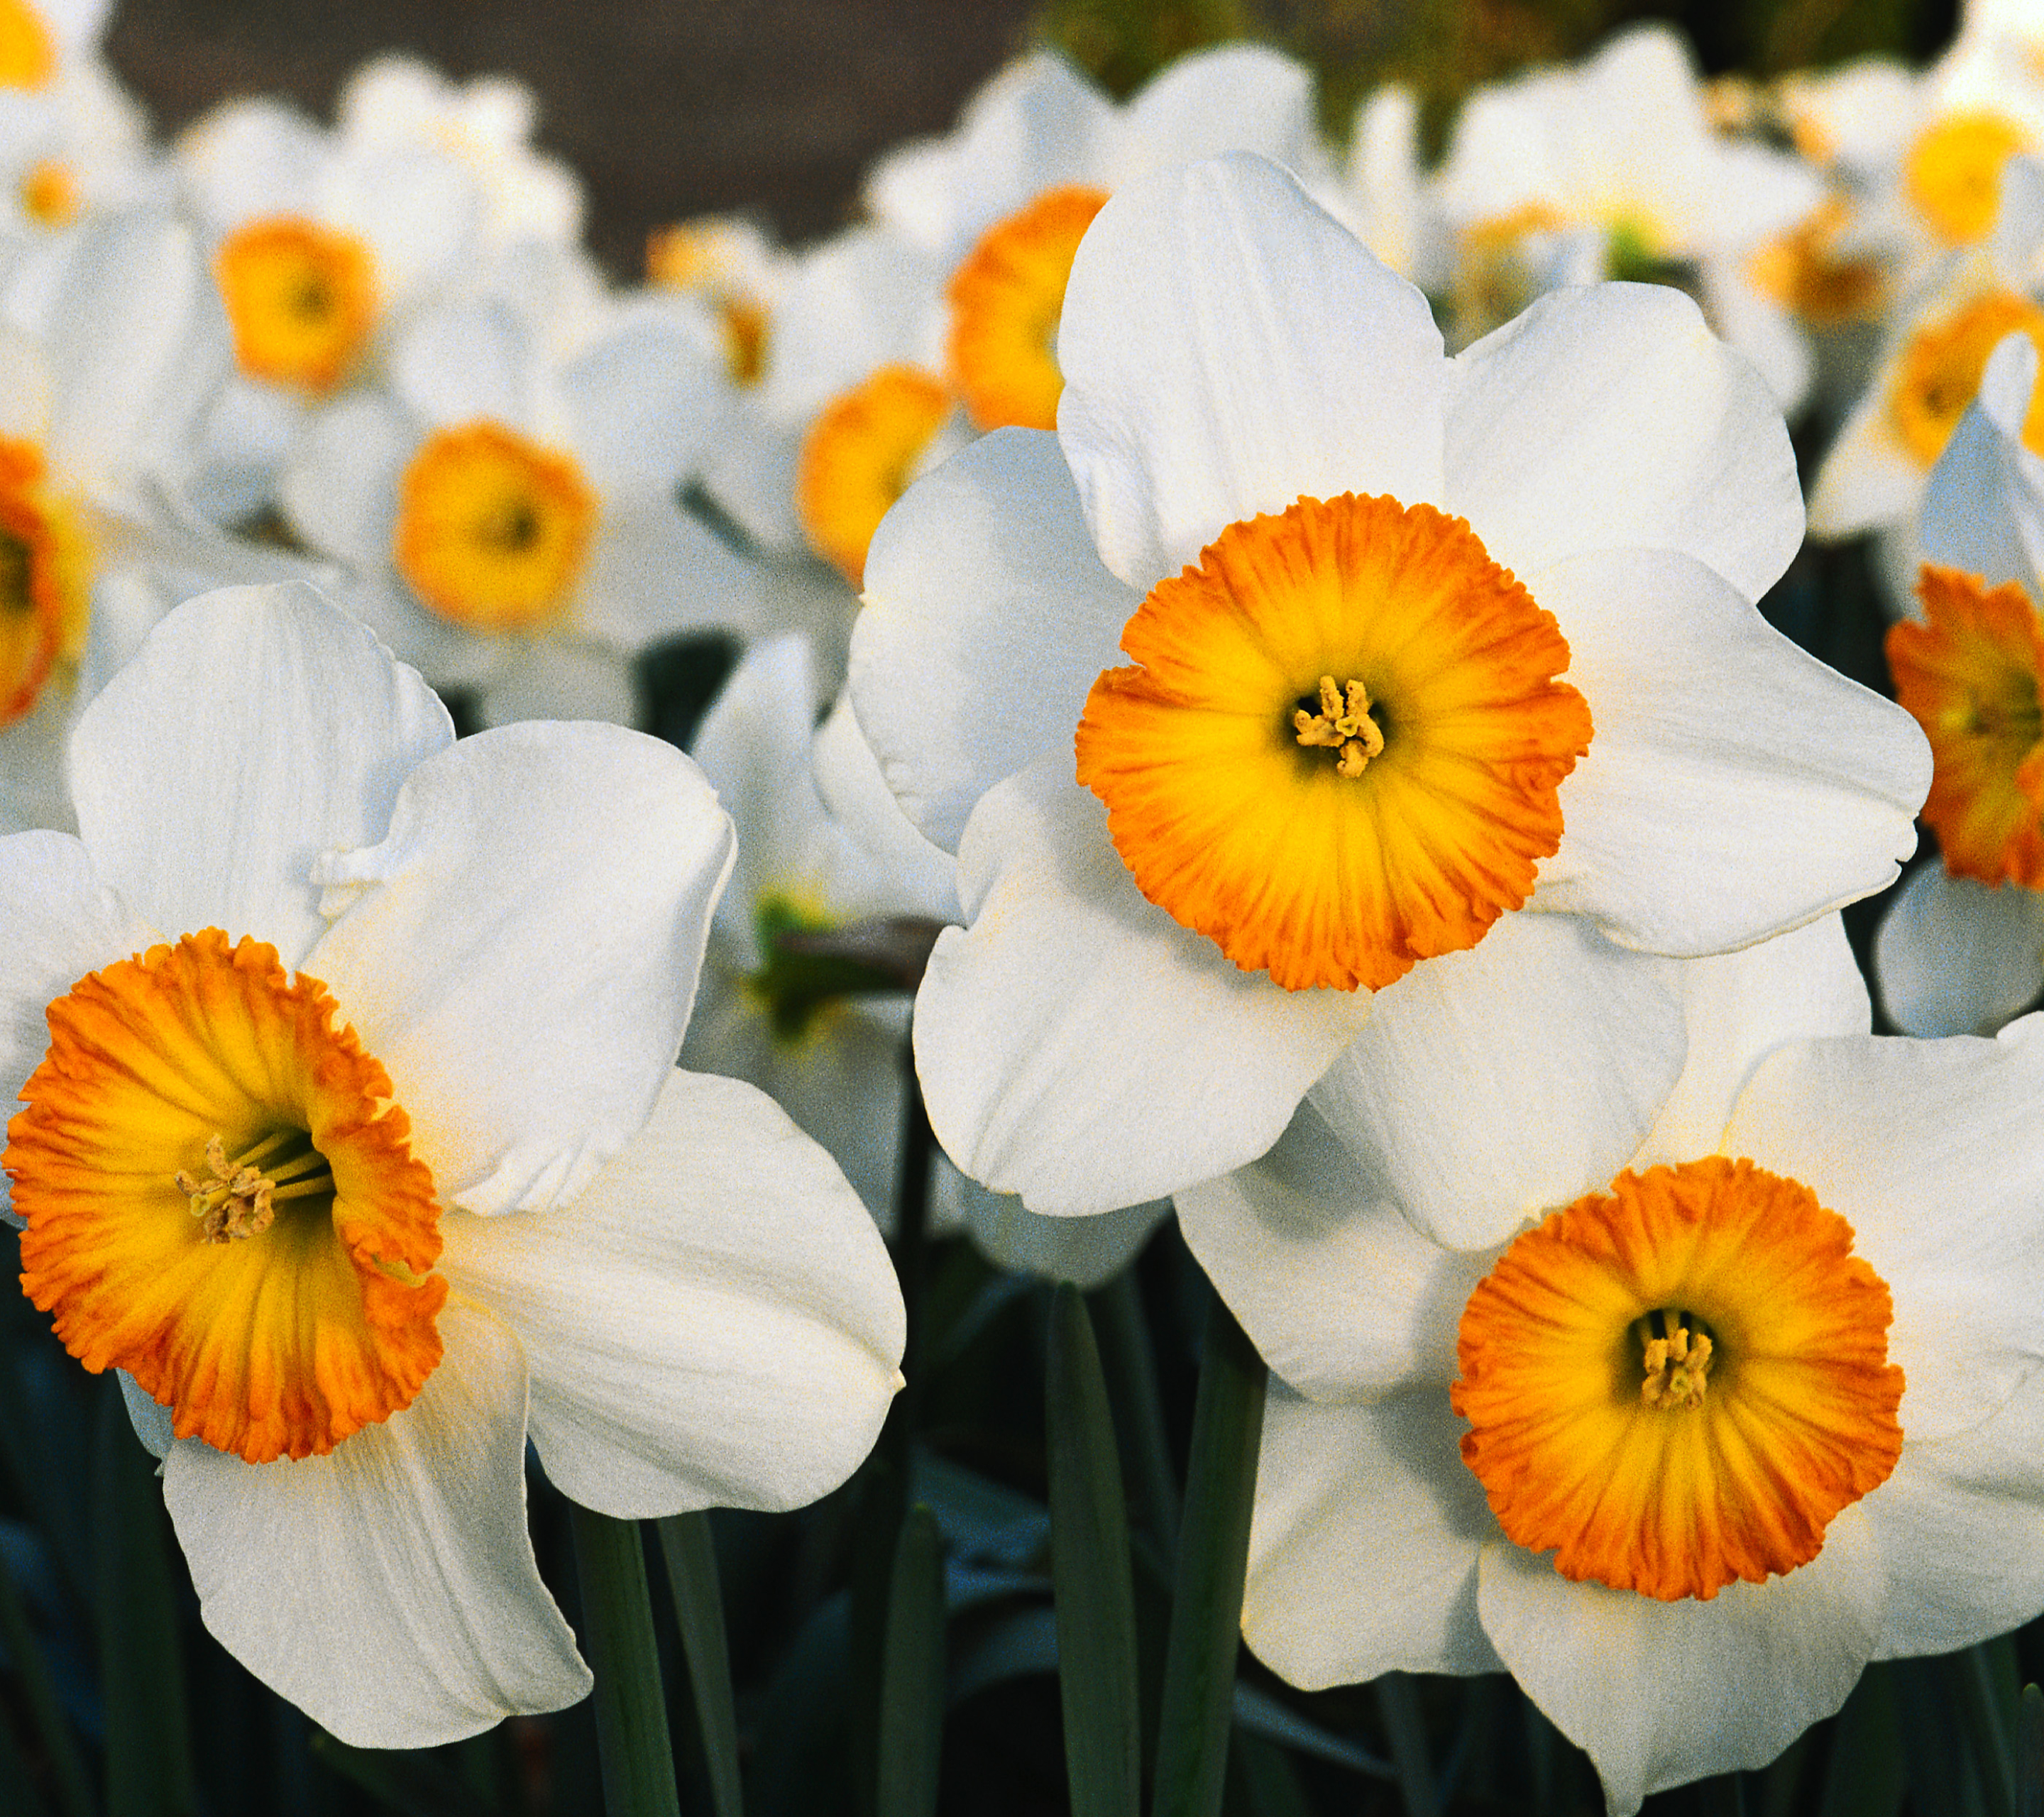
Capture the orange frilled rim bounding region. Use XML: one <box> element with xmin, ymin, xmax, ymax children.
<box><xmin>394</xmin><ymin>419</ymin><xmax>598</xmax><ymax>633</ymax></box>
<box><xmin>214</xmin><ymin>215</ymin><xmax>380</xmax><ymax>397</ymax></box>
<box><xmin>1453</xmin><ymin>1155</ymin><xmax>1904</xmax><ymax>1603</ymax></box>
<box><xmin>11</xmin><ymin>930</ymin><xmax>444</xmax><ymax>1464</ymax></box>
<box><xmin>1889</xmin><ymin>564</ymin><xmax>2044</xmax><ymax>888</ymax></box>
<box><xmin>795</xmin><ymin>363</ymin><xmax>953</xmax><ymax>588</ymax></box>
<box><xmin>946</xmin><ymin>184</ymin><xmax>1108</xmax><ymax>433</ymax></box>
<box><xmin>1075</xmin><ymin>492</ymin><xmax>1593</xmax><ymax>993</ymax></box>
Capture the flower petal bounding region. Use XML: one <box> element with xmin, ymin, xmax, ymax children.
<box><xmin>1476</xmin><ymin>1508</ymin><xmax>1883</xmax><ymax>1813</ymax></box>
<box><xmin>160</xmin><ymin>1298</ymin><xmax>590</xmax><ymax>1748</ymax></box>
<box><xmin>1445</xmin><ymin>283</ymin><xmax>1803</xmax><ymax>602</ymax></box>
<box><xmin>1807</xmin><ymin>388</ymin><xmax>1921</xmax><ymax>539</ymax></box>
<box><xmin>1243</xmin><ymin>1383</ymin><xmax>1500</xmax><ymax>1690</ymax></box>
<box><xmin>1308</xmin><ymin>914</ymin><xmax>1687</xmax><ymax>1251</ymax></box>
<box><xmin>1722</xmin><ymin>1015</ymin><xmax>2044</xmax><ymax>1442</ymax></box>
<box><xmin>1529</xmin><ymin>546</ymin><xmax>1929</xmax><ymax>955</ymax></box>
<box><xmin>1874</xmin><ymin>864</ymin><xmax>2044</xmax><ymax>1036</ymax></box>
<box><xmin>943</xmin><ymin>1167</ymin><xmax>1170</xmax><ymax>1288</ymax></box>
<box><xmin>279</xmin><ymin>391</ymin><xmax>412</xmax><ymax>573</ymax></box>
<box><xmin>1112</xmin><ymin>46</ymin><xmax>1327</xmax><ymax>188</ymax></box>
<box><xmin>306</xmin><ymin>723</ymin><xmax>734</xmax><ymax>1214</ymax></box>
<box><xmin>915</xmin><ymin>760</ymin><xmax>1371</xmax><ymax>1215</ymax></box>
<box><xmin>1057</xmin><ymin>153</ymin><xmax>1445</xmax><ymax>593</ymax></box>
<box><xmin>1178</xmin><ymin>1102</ymin><xmax>1491</xmax><ymax>1400</ymax></box>
<box><xmin>439</xmin><ymin>1069</ymin><xmax>902</xmax><ymax>1519</ymax></box>
<box><xmin>852</xmin><ymin>428</ymin><xmax>1136</xmax><ymax>852</ymax></box>
<box><xmin>69</xmin><ymin>583</ymin><xmax>454</xmax><ymax>970</ymax></box>
<box><xmin>559</xmin><ymin>314</ymin><xmax>727</xmax><ymax>494</ymax></box>
<box><xmin>1920</xmin><ymin>331</ymin><xmax>2044</xmax><ymax>596</ymax></box>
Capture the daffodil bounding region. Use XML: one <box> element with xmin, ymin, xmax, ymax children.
<box><xmin>1182</xmin><ymin>918</ymin><xmax>2044</xmax><ymax>1812</ymax></box>
<box><xmin>850</xmin><ymin>153</ymin><xmax>1928</xmax><ymax>1232</ymax></box>
<box><xmin>0</xmin><ymin>580</ymin><xmax>906</xmax><ymax>1745</ymax></box>
<box><xmin>1870</xmin><ymin>329</ymin><xmax>2044</xmax><ymax>1032</ymax></box>
<box><xmin>279</xmin><ymin>288</ymin><xmax>759</xmax><ymax>725</ymax></box>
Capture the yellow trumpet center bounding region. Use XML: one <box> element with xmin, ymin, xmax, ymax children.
<box><xmin>946</xmin><ymin>184</ymin><xmax>1108</xmax><ymax>433</ymax></box>
<box><xmin>215</xmin><ymin>216</ymin><xmax>379</xmax><ymax>397</ymax></box>
<box><xmin>0</xmin><ymin>0</ymin><xmax>53</xmax><ymax>89</ymax></box>
<box><xmin>796</xmin><ymin>364</ymin><xmax>953</xmax><ymax>589</ymax></box>
<box><xmin>1453</xmin><ymin>1156</ymin><xmax>1904</xmax><ymax>1603</ymax></box>
<box><xmin>18</xmin><ymin>158</ymin><xmax>76</xmax><ymax>228</ymax></box>
<box><xmin>0</xmin><ymin>437</ymin><xmax>93</xmax><ymax>728</ymax></box>
<box><xmin>9</xmin><ymin>931</ymin><xmax>445</xmax><ymax>1465</ymax></box>
<box><xmin>1889</xmin><ymin>290</ymin><xmax>2044</xmax><ymax>468</ymax></box>
<box><xmin>1075</xmin><ymin>492</ymin><xmax>1593</xmax><ymax>994</ymax></box>
<box><xmin>1888</xmin><ymin>564</ymin><xmax>2044</xmax><ymax>887</ymax></box>
<box><xmin>394</xmin><ymin>420</ymin><xmax>598</xmax><ymax>633</ymax></box>
<box><xmin>1908</xmin><ymin>110</ymin><xmax>2028</xmax><ymax>246</ymax></box>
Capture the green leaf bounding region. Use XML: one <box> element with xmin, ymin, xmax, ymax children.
<box><xmin>2016</xmin><ymin>1684</ymin><xmax>2042</xmax><ymax>1817</ymax></box>
<box><xmin>1046</xmin><ymin>1285</ymin><xmax>1142</xmax><ymax>1817</ymax></box>
<box><xmin>1150</xmin><ymin>1292</ymin><xmax>1267</xmax><ymax>1817</ymax></box>
<box><xmin>656</xmin><ymin>1512</ymin><xmax>745</xmax><ymax>1817</ymax></box>
<box><xmin>307</xmin><ymin>1734</ymin><xmax>499</xmax><ymax>1817</ymax></box>
<box><xmin>0</xmin><ymin>1522</ymin><xmax>96</xmax><ymax>1817</ymax></box>
<box><xmin>876</xmin><ymin>1505</ymin><xmax>945</xmax><ymax>1817</ymax></box>
<box><xmin>1818</xmin><ymin>1663</ymin><xmax>1906</xmax><ymax>1817</ymax></box>
<box><xmin>92</xmin><ymin>1383</ymin><xmax>195</xmax><ymax>1817</ymax></box>
<box><xmin>1374</xmin><ymin>1671</ymin><xmax>1439</xmax><ymax>1817</ymax></box>
<box><xmin>568</xmin><ymin>1506</ymin><xmax>681</xmax><ymax>1817</ymax></box>
<box><xmin>1953</xmin><ymin>1644</ymin><xmax>2020</xmax><ymax>1817</ymax></box>
<box><xmin>1087</xmin><ymin>1272</ymin><xmax>1180</xmax><ymax>1554</ymax></box>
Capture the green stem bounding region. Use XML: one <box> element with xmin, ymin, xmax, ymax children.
<box><xmin>1087</xmin><ymin>1270</ymin><xmax>1180</xmax><ymax>1556</ymax></box>
<box><xmin>876</xmin><ymin>1505</ymin><xmax>945</xmax><ymax>1817</ymax></box>
<box><xmin>1697</xmin><ymin>1774</ymin><xmax>1747</xmax><ymax>1817</ymax></box>
<box><xmin>1149</xmin><ymin>1292</ymin><xmax>1267</xmax><ymax>1817</ymax></box>
<box><xmin>2017</xmin><ymin>1684</ymin><xmax>2043</xmax><ymax>1817</ymax></box>
<box><xmin>656</xmin><ymin>1513</ymin><xmax>744</xmax><ymax>1817</ymax></box>
<box><xmin>568</xmin><ymin>1506</ymin><xmax>681</xmax><ymax>1817</ymax></box>
<box><xmin>1955</xmin><ymin>1645</ymin><xmax>2019</xmax><ymax>1817</ymax></box>
<box><xmin>0</xmin><ymin>1532</ymin><xmax>96</xmax><ymax>1817</ymax></box>
<box><xmin>1375</xmin><ymin>1671</ymin><xmax>1439</xmax><ymax>1817</ymax></box>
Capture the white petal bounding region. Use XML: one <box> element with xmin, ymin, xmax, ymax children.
<box><xmin>1309</xmin><ymin>915</ymin><xmax>1687</xmax><ymax>1251</ymax></box>
<box><xmin>1477</xmin><ymin>1510</ymin><xmax>1884</xmax><ymax>1813</ymax></box>
<box><xmin>1112</xmin><ymin>46</ymin><xmax>1327</xmax><ymax>187</ymax></box>
<box><xmin>573</xmin><ymin>497</ymin><xmax>765</xmax><ymax>652</ymax></box>
<box><xmin>160</xmin><ymin>1300</ymin><xmax>590</xmax><ymax>1748</ymax></box>
<box><xmin>1057</xmin><ymin>153</ymin><xmax>1446</xmax><ymax>593</ymax></box>
<box><xmin>1243</xmin><ymin>1384</ymin><xmax>1500</xmax><ymax>1690</ymax></box>
<box><xmin>1867</xmin><ymin>1374</ymin><xmax>2044</xmax><ymax>1659</ymax></box>
<box><xmin>1920</xmin><ymin>331</ymin><xmax>2044</xmax><ymax>595</ymax></box>
<box><xmin>1874</xmin><ymin>864</ymin><xmax>2044</xmax><ymax>1036</ymax></box>
<box><xmin>474</xmin><ymin>641</ymin><xmax>637</xmax><ymax>729</ymax></box>
<box><xmin>559</xmin><ymin>314</ymin><xmax>726</xmax><ymax>495</ymax></box>
<box><xmin>440</xmin><ymin>1070</ymin><xmax>902</xmax><ymax>1519</ymax></box>
<box><xmin>390</xmin><ymin>297</ymin><xmax>534</xmax><ymax>432</ymax></box>
<box><xmin>1177</xmin><ymin>1102</ymin><xmax>1490</xmax><ymax>1400</ymax></box>
<box><xmin>1723</xmin><ymin>1017</ymin><xmax>2044</xmax><ymax>1442</ymax></box>
<box><xmin>1530</xmin><ymin>546</ymin><xmax>1930</xmax><ymax>954</ymax></box>
<box><xmin>279</xmin><ymin>391</ymin><xmax>412</xmax><ymax>574</ymax></box>
<box><xmin>811</xmin><ymin>691</ymin><xmax>962</xmax><ymax>923</ymax></box>
<box><xmin>851</xmin><ymin>428</ymin><xmax>1136</xmax><ymax>852</ymax></box>
<box><xmin>70</xmin><ymin>582</ymin><xmax>454</xmax><ymax>968</ymax></box>
<box><xmin>1698</xmin><ymin>260</ymin><xmax>1813</xmax><ymax>417</ymax></box>
<box><xmin>1807</xmin><ymin>387</ymin><xmax>1923</xmax><ymax>538</ymax></box>
<box><xmin>1632</xmin><ymin>913</ymin><xmax>1871</xmax><ymax>1168</ymax></box>
<box><xmin>306</xmin><ymin>724</ymin><xmax>734</xmax><ymax>1214</ymax></box>
<box><xmin>1446</xmin><ymin>283</ymin><xmax>1803</xmax><ymax>602</ymax></box>
<box><xmin>945</xmin><ymin>1170</ymin><xmax>1170</xmax><ymax>1289</ymax></box>
<box><xmin>915</xmin><ymin>761</ymin><xmax>1372</xmax><ymax>1215</ymax></box>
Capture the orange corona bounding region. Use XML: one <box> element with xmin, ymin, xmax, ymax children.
<box><xmin>1454</xmin><ymin>1156</ymin><xmax>1903</xmax><ymax>1602</ymax></box>
<box><xmin>10</xmin><ymin>931</ymin><xmax>445</xmax><ymax>1464</ymax></box>
<box><xmin>215</xmin><ymin>217</ymin><xmax>378</xmax><ymax>396</ymax></box>
<box><xmin>1889</xmin><ymin>292</ymin><xmax>2044</xmax><ymax>468</ymax></box>
<box><xmin>796</xmin><ymin>365</ymin><xmax>953</xmax><ymax>588</ymax></box>
<box><xmin>1075</xmin><ymin>492</ymin><xmax>1592</xmax><ymax>993</ymax></box>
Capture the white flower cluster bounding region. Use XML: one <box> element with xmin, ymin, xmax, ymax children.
<box><xmin>7</xmin><ymin>1</ymin><xmax>2044</xmax><ymax>1806</ymax></box>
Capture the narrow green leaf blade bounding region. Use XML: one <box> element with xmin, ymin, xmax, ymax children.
<box><xmin>0</xmin><ymin>1525</ymin><xmax>96</xmax><ymax>1817</ymax></box>
<box><xmin>876</xmin><ymin>1504</ymin><xmax>945</xmax><ymax>1817</ymax></box>
<box><xmin>1374</xmin><ymin>1671</ymin><xmax>1439</xmax><ymax>1817</ymax></box>
<box><xmin>568</xmin><ymin>1506</ymin><xmax>681</xmax><ymax>1817</ymax></box>
<box><xmin>1150</xmin><ymin>1292</ymin><xmax>1267</xmax><ymax>1817</ymax></box>
<box><xmin>1047</xmin><ymin>1285</ymin><xmax>1142</xmax><ymax>1817</ymax></box>
<box><xmin>2016</xmin><ymin>1684</ymin><xmax>2042</xmax><ymax>1817</ymax></box>
<box><xmin>656</xmin><ymin>1511</ymin><xmax>745</xmax><ymax>1817</ymax></box>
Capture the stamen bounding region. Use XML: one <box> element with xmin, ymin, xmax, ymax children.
<box><xmin>172</xmin><ymin>1129</ymin><xmax>334</xmax><ymax>1245</ymax></box>
<box><xmin>1293</xmin><ymin>674</ymin><xmax>1385</xmax><ymax>778</ymax></box>
<box><xmin>1637</xmin><ymin>1310</ymin><xmax>1715</xmax><ymax>1411</ymax></box>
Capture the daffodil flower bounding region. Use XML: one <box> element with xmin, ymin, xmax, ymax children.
<box><xmin>0</xmin><ymin>580</ymin><xmax>905</xmax><ymax>1745</ymax></box>
<box><xmin>1182</xmin><ymin>917</ymin><xmax>2044</xmax><ymax>1812</ymax></box>
<box><xmin>850</xmin><ymin>153</ymin><xmax>1929</xmax><ymax>1234</ymax></box>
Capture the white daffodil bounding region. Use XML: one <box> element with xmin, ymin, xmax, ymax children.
<box><xmin>1432</xmin><ymin>24</ymin><xmax>1824</xmax><ymax>405</ymax></box>
<box><xmin>850</xmin><ymin>153</ymin><xmax>1928</xmax><ymax>1236</ymax></box>
<box><xmin>1871</xmin><ymin>329</ymin><xmax>2044</xmax><ymax>1033</ymax></box>
<box><xmin>0</xmin><ymin>580</ymin><xmax>904</xmax><ymax>1746</ymax></box>
<box><xmin>279</xmin><ymin>289</ymin><xmax>759</xmax><ymax>726</ymax></box>
<box><xmin>1185</xmin><ymin>917</ymin><xmax>2044</xmax><ymax>1813</ymax></box>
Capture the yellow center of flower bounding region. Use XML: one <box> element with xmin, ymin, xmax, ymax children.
<box><xmin>1907</xmin><ymin>111</ymin><xmax>2029</xmax><ymax>246</ymax></box>
<box><xmin>1888</xmin><ymin>564</ymin><xmax>2044</xmax><ymax>886</ymax></box>
<box><xmin>0</xmin><ymin>438</ymin><xmax>93</xmax><ymax>728</ymax></box>
<box><xmin>18</xmin><ymin>158</ymin><xmax>75</xmax><ymax>228</ymax></box>
<box><xmin>1075</xmin><ymin>493</ymin><xmax>1593</xmax><ymax>993</ymax></box>
<box><xmin>946</xmin><ymin>185</ymin><xmax>1107</xmax><ymax>433</ymax></box>
<box><xmin>644</xmin><ymin>224</ymin><xmax>771</xmax><ymax>388</ymax></box>
<box><xmin>1452</xmin><ymin>1155</ymin><xmax>1904</xmax><ymax>1603</ymax></box>
<box><xmin>1888</xmin><ymin>290</ymin><xmax>2044</xmax><ymax>468</ymax></box>
<box><xmin>1745</xmin><ymin>198</ymin><xmax>1884</xmax><ymax>328</ymax></box>
<box><xmin>9</xmin><ymin>931</ymin><xmax>445</xmax><ymax>1465</ymax></box>
<box><xmin>0</xmin><ymin>0</ymin><xmax>53</xmax><ymax>89</ymax></box>
<box><xmin>393</xmin><ymin>420</ymin><xmax>598</xmax><ymax>633</ymax></box>
<box><xmin>796</xmin><ymin>364</ymin><xmax>952</xmax><ymax>589</ymax></box>
<box><xmin>214</xmin><ymin>216</ymin><xmax>379</xmax><ymax>397</ymax></box>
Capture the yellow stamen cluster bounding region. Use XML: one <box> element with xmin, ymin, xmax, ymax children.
<box><xmin>1292</xmin><ymin>675</ymin><xmax>1385</xmax><ymax>778</ymax></box>
<box><xmin>174</xmin><ymin>1130</ymin><xmax>335</xmax><ymax>1246</ymax></box>
<box><xmin>1638</xmin><ymin>1314</ymin><xmax>1713</xmax><ymax>1410</ymax></box>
